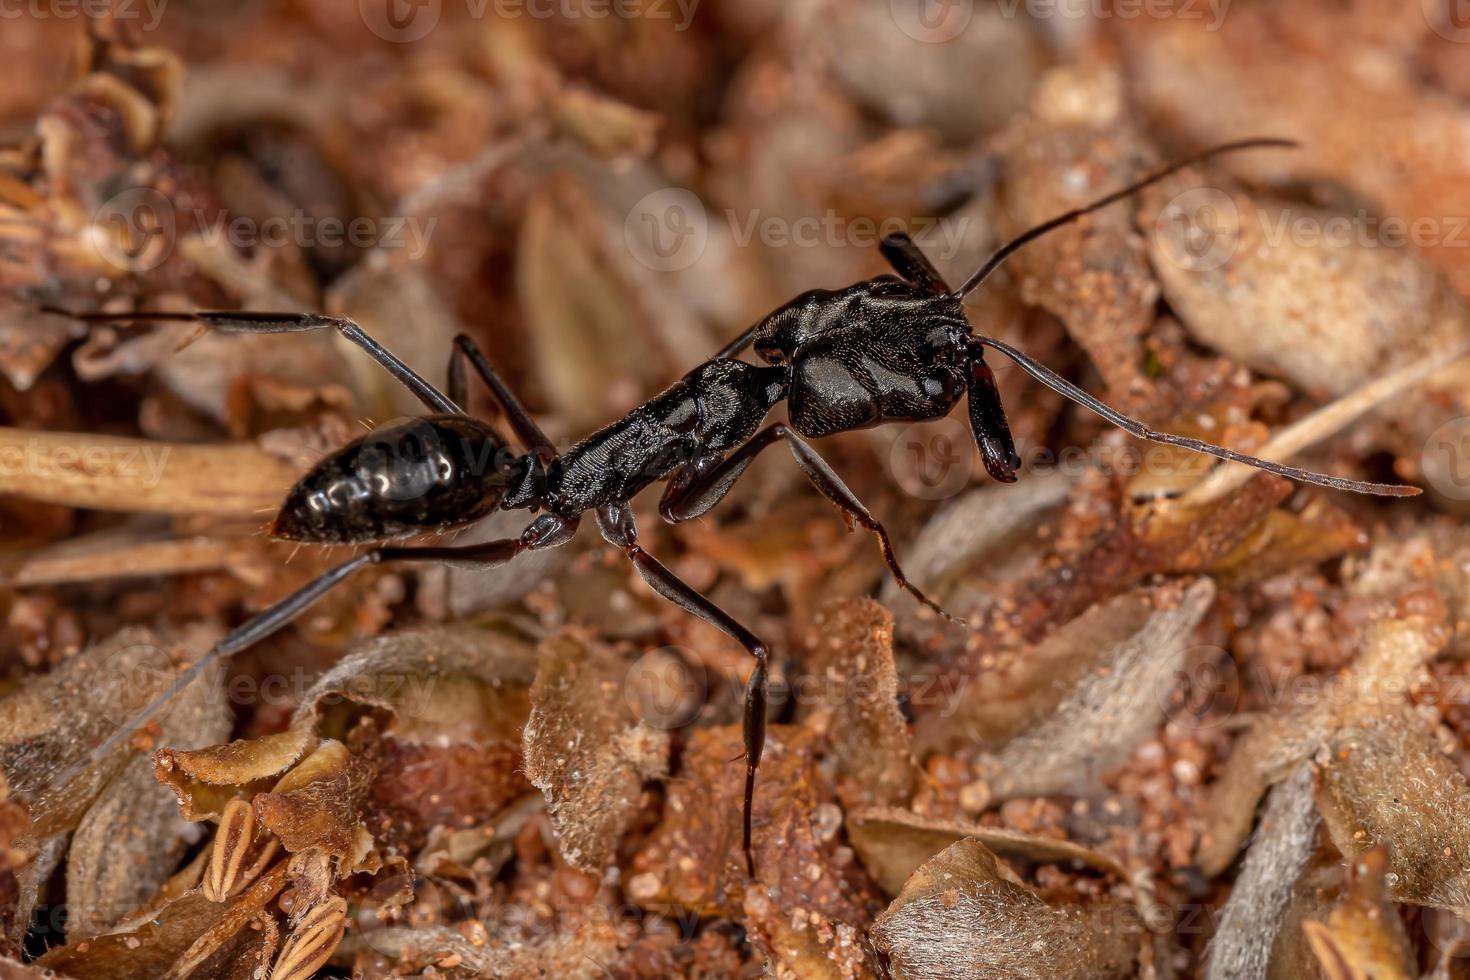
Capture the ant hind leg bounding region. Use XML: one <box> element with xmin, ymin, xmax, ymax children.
<box><xmin>595</xmin><ymin>502</ymin><xmax>769</xmax><ymax>878</ymax></box>
<box><xmin>50</xmin><ymin>309</ymin><xmax>460</xmax><ymax>415</ymax></box>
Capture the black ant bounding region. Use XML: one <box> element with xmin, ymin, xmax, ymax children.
<box><xmin>45</xmin><ymin>138</ymin><xmax>1415</xmax><ymax>878</ymax></box>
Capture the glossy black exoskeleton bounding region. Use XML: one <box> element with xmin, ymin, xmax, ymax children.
<box><xmin>49</xmin><ymin>138</ymin><xmax>1418</xmax><ymax>879</ymax></box>
<box><xmin>274</xmin><ymin>414</ymin><xmax>518</xmax><ymax>543</ymax></box>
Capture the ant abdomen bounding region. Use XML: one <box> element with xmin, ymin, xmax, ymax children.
<box><xmin>272</xmin><ymin>415</ymin><xmax>516</xmax><ymax>544</ymax></box>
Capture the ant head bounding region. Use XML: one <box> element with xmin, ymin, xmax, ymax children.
<box><xmin>273</xmin><ymin>415</ymin><xmax>518</xmax><ymax>543</ymax></box>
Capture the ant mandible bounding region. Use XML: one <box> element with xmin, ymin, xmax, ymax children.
<box><xmin>48</xmin><ymin>138</ymin><xmax>1416</xmax><ymax>878</ymax></box>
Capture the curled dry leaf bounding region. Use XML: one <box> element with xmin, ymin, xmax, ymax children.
<box><xmin>522</xmin><ymin>633</ymin><xmax>669</xmax><ymax>871</ymax></box>
<box><xmin>1301</xmin><ymin>848</ymin><xmax>1415</xmax><ymax>980</ymax></box>
<box><xmin>848</xmin><ymin>807</ymin><xmax>1129</xmax><ymax>899</ymax></box>
<box><xmin>253</xmin><ymin>740</ymin><xmax>373</xmax><ymax>869</ymax></box>
<box><xmin>158</xmin><ymin>625</ymin><xmax>537</xmax><ymax>832</ymax></box>
<box><xmin>802</xmin><ymin>599</ymin><xmax>914</xmax><ymax>810</ymax></box>
<box><xmin>157</xmin><ymin>730</ymin><xmax>315</xmax><ymax>823</ymax></box>
<box><xmin>1316</xmin><ymin>710</ymin><xmax>1470</xmax><ymax>911</ymax></box>
<box><xmin>1203</xmin><ymin>762</ymin><xmax>1318</xmax><ymax>980</ymax></box>
<box><xmin>918</xmin><ymin>578</ymin><xmax>1214</xmax><ymax>794</ymax></box>
<box><xmin>1198</xmin><ymin>615</ymin><xmax>1447</xmax><ymax>876</ymax></box>
<box><xmin>870</xmin><ymin>838</ymin><xmax>1140</xmax><ymax>980</ymax></box>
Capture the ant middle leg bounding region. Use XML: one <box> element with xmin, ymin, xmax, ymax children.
<box><xmin>659</xmin><ymin>425</ymin><xmax>958</xmax><ymax>622</ymax></box>
<box><xmin>49</xmin><ymin>309</ymin><xmax>460</xmax><ymax>415</ymax></box>
<box><xmin>62</xmin><ymin>512</ymin><xmax>578</xmax><ymax>785</ymax></box>
<box><xmin>594</xmin><ymin>502</ymin><xmax>769</xmax><ymax>878</ymax></box>
<box><xmin>447</xmin><ymin>334</ymin><xmax>555</xmax><ymax>454</ymax></box>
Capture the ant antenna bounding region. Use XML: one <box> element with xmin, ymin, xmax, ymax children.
<box><xmin>973</xmin><ymin>334</ymin><xmax>1419</xmax><ymax>498</ymax></box>
<box><xmin>951</xmin><ymin>137</ymin><xmax>1298</xmax><ymax>300</ymax></box>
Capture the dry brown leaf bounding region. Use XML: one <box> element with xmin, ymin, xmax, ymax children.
<box><xmin>994</xmin><ymin>70</ymin><xmax>1160</xmax><ymax>403</ymax></box>
<box><xmin>1316</xmin><ymin>711</ymin><xmax>1470</xmax><ymax>911</ymax></box>
<box><xmin>255</xmin><ymin>740</ymin><xmax>374</xmax><ymax>868</ymax></box>
<box><xmin>742</xmin><ymin>884</ymin><xmax>880</xmax><ymax>980</ymax></box>
<box><xmin>632</xmin><ymin>726</ymin><xmax>878</xmax><ymax>922</ymax></box>
<box><xmin>38</xmin><ymin>861</ymin><xmax>288</xmax><ymax>980</ymax></box>
<box><xmin>870</xmin><ymin>838</ymin><xmax>1139</xmax><ymax>980</ymax></box>
<box><xmin>522</xmin><ymin>633</ymin><xmax>669</xmax><ymax>871</ymax></box>
<box><xmin>972</xmin><ymin>578</ymin><xmax>1215</xmax><ymax>804</ymax></box>
<box><xmin>157</xmin><ymin>730</ymin><xmax>316</xmax><ymax>822</ymax></box>
<box><xmin>848</xmin><ymin>807</ymin><xmax>1129</xmax><ymax>899</ymax></box>
<box><xmin>1199</xmin><ymin>616</ymin><xmax>1446</xmax><ymax>876</ymax></box>
<box><xmin>802</xmin><ymin>599</ymin><xmax>914</xmax><ymax>810</ymax></box>
<box><xmin>0</xmin><ymin>626</ymin><xmax>229</xmax><ymax>942</ymax></box>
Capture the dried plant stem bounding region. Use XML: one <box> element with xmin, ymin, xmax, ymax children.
<box><xmin>0</xmin><ymin>535</ymin><xmax>246</xmax><ymax>587</ymax></box>
<box><xmin>1179</xmin><ymin>344</ymin><xmax>1470</xmax><ymax>507</ymax></box>
<box><xmin>0</xmin><ymin>427</ymin><xmax>299</xmax><ymax>516</ymax></box>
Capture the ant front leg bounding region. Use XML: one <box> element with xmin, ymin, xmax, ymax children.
<box><xmin>50</xmin><ymin>309</ymin><xmax>461</xmax><ymax>415</ymax></box>
<box><xmin>59</xmin><ymin>512</ymin><xmax>578</xmax><ymax>786</ymax></box>
<box><xmin>879</xmin><ymin>232</ymin><xmax>950</xmax><ymax>295</ymax></box>
<box><xmin>659</xmin><ymin>425</ymin><xmax>958</xmax><ymax>622</ymax></box>
<box><xmin>594</xmin><ymin>502</ymin><xmax>769</xmax><ymax>878</ymax></box>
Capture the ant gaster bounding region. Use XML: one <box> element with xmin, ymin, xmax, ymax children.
<box><xmin>49</xmin><ymin>138</ymin><xmax>1417</xmax><ymax>878</ymax></box>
